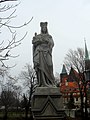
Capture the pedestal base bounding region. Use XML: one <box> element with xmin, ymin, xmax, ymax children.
<box><xmin>31</xmin><ymin>87</ymin><xmax>66</xmax><ymax>120</ymax></box>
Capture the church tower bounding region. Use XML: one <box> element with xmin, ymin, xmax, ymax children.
<box><xmin>84</xmin><ymin>40</ymin><xmax>90</xmax><ymax>81</ymax></box>
<box><xmin>84</xmin><ymin>40</ymin><xmax>90</xmax><ymax>71</ymax></box>
<box><xmin>60</xmin><ymin>64</ymin><xmax>68</xmax><ymax>82</ymax></box>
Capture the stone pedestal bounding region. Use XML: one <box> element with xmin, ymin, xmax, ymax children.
<box><xmin>31</xmin><ymin>87</ymin><xmax>66</xmax><ymax>120</ymax></box>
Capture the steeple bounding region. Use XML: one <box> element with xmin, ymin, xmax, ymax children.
<box><xmin>61</xmin><ymin>64</ymin><xmax>67</xmax><ymax>75</ymax></box>
<box><xmin>60</xmin><ymin>64</ymin><xmax>67</xmax><ymax>83</ymax></box>
<box><xmin>84</xmin><ymin>39</ymin><xmax>89</xmax><ymax>60</ymax></box>
<box><xmin>84</xmin><ymin>39</ymin><xmax>90</xmax><ymax>71</ymax></box>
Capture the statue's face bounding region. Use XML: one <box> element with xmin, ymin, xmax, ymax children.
<box><xmin>41</xmin><ymin>26</ymin><xmax>47</xmax><ymax>33</ymax></box>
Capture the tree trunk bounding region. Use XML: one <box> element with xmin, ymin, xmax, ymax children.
<box><xmin>25</xmin><ymin>107</ymin><xmax>29</xmax><ymax>120</ymax></box>
<box><xmin>4</xmin><ymin>106</ymin><xmax>8</xmax><ymax>120</ymax></box>
<box><xmin>84</xmin><ymin>84</ymin><xmax>88</xmax><ymax>119</ymax></box>
<box><xmin>80</xmin><ymin>91</ymin><xmax>84</xmax><ymax>120</ymax></box>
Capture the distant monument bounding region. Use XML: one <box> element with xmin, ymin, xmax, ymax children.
<box><xmin>31</xmin><ymin>22</ymin><xmax>66</xmax><ymax>120</ymax></box>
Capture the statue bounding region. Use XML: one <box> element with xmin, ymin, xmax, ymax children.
<box><xmin>32</xmin><ymin>22</ymin><xmax>55</xmax><ymax>87</ymax></box>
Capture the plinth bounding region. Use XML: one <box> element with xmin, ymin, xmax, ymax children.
<box><xmin>31</xmin><ymin>87</ymin><xmax>66</xmax><ymax>120</ymax></box>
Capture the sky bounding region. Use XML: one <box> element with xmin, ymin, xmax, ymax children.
<box><xmin>3</xmin><ymin>0</ymin><xmax>90</xmax><ymax>76</ymax></box>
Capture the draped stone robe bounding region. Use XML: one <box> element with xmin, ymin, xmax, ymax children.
<box><xmin>32</xmin><ymin>33</ymin><xmax>55</xmax><ymax>87</ymax></box>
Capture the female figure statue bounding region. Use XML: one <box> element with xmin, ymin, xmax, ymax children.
<box><xmin>32</xmin><ymin>22</ymin><xmax>55</xmax><ymax>87</ymax></box>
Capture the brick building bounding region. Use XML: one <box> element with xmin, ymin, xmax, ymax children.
<box><xmin>60</xmin><ymin>65</ymin><xmax>81</xmax><ymax>107</ymax></box>
<box><xmin>60</xmin><ymin>41</ymin><xmax>90</xmax><ymax>108</ymax></box>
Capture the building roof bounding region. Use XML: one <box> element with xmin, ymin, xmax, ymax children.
<box><xmin>61</xmin><ymin>64</ymin><xmax>67</xmax><ymax>75</ymax></box>
<box><xmin>67</xmin><ymin>67</ymin><xmax>79</xmax><ymax>82</ymax></box>
<box><xmin>60</xmin><ymin>67</ymin><xmax>80</xmax><ymax>93</ymax></box>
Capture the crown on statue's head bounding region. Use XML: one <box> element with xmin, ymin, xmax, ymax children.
<box><xmin>40</xmin><ymin>22</ymin><xmax>48</xmax><ymax>27</ymax></box>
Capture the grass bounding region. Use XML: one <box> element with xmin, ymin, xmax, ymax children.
<box><xmin>0</xmin><ymin>111</ymin><xmax>33</xmax><ymax>120</ymax></box>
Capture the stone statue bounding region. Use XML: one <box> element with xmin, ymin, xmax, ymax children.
<box><xmin>32</xmin><ymin>22</ymin><xmax>55</xmax><ymax>87</ymax></box>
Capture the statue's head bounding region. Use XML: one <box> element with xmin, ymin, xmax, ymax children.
<box><xmin>40</xmin><ymin>22</ymin><xmax>48</xmax><ymax>34</ymax></box>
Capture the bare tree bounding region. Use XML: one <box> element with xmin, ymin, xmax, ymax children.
<box><xmin>0</xmin><ymin>88</ymin><xmax>18</xmax><ymax>119</ymax></box>
<box><xmin>64</xmin><ymin>48</ymin><xmax>85</xmax><ymax>72</ymax></box>
<box><xmin>0</xmin><ymin>1</ymin><xmax>33</xmax><ymax>119</ymax></box>
<box><xmin>19</xmin><ymin>63</ymin><xmax>37</xmax><ymax>119</ymax></box>
<box><xmin>0</xmin><ymin>71</ymin><xmax>22</xmax><ymax>119</ymax></box>
<box><xmin>0</xmin><ymin>0</ymin><xmax>16</xmax><ymax>3</ymax></box>
<box><xmin>64</xmin><ymin>48</ymin><xmax>86</xmax><ymax>119</ymax></box>
<box><xmin>0</xmin><ymin>0</ymin><xmax>33</xmax><ymax>72</ymax></box>
<box><xmin>0</xmin><ymin>58</ymin><xmax>22</xmax><ymax>119</ymax></box>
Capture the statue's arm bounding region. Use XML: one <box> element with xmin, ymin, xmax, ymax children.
<box><xmin>48</xmin><ymin>35</ymin><xmax>54</xmax><ymax>48</ymax></box>
<box><xmin>32</xmin><ymin>35</ymin><xmax>42</xmax><ymax>45</ymax></box>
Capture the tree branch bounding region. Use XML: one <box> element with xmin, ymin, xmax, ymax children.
<box><xmin>0</xmin><ymin>0</ymin><xmax>17</xmax><ymax>3</ymax></box>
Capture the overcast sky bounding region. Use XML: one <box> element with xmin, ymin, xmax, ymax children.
<box><xmin>5</xmin><ymin>0</ymin><xmax>90</xmax><ymax>76</ymax></box>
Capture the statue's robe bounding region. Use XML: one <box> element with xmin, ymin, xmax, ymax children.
<box><xmin>32</xmin><ymin>33</ymin><xmax>55</xmax><ymax>86</ymax></box>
